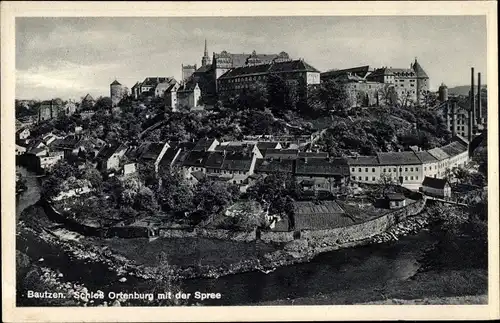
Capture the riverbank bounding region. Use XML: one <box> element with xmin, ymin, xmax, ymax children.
<box><xmin>18</xmin><ymin>193</ymin><xmax>432</xmax><ymax>285</ymax></box>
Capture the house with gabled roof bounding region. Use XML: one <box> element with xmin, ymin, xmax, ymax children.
<box><xmin>421</xmin><ymin>176</ymin><xmax>451</xmax><ymax>198</ymax></box>
<box><xmin>95</xmin><ymin>143</ymin><xmax>128</xmax><ymax>172</ymax></box>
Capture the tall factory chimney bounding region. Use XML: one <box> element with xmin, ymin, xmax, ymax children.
<box><xmin>451</xmin><ymin>101</ymin><xmax>457</xmax><ymax>137</ymax></box>
<box><xmin>470</xmin><ymin>67</ymin><xmax>476</xmax><ymax>127</ymax></box>
<box><xmin>445</xmin><ymin>101</ymin><xmax>451</xmax><ymax>130</ymax></box>
<box><xmin>477</xmin><ymin>72</ymin><xmax>482</xmax><ymax>124</ymax></box>
<box><xmin>468</xmin><ymin>109</ymin><xmax>473</xmax><ymax>142</ymax></box>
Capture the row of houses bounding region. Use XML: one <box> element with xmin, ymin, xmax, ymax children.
<box><xmin>18</xmin><ymin>124</ymin><xmax>469</xmax><ymax>196</ymax></box>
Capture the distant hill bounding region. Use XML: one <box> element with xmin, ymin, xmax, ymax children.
<box><xmin>448</xmin><ymin>85</ymin><xmax>487</xmax><ymax>96</ymax></box>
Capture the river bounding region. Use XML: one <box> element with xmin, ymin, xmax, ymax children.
<box><xmin>15</xmin><ymin>167</ymin><xmax>443</xmax><ymax>306</ymax></box>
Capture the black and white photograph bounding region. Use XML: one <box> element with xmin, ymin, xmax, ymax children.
<box><xmin>2</xmin><ymin>1</ymin><xmax>499</xmax><ymax>322</ymax></box>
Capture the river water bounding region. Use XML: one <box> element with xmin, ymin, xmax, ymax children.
<box><xmin>16</xmin><ymin>166</ymin><xmax>436</xmax><ymax>306</ymax></box>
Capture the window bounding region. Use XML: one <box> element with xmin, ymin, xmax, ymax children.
<box><xmin>383</xmin><ymin>168</ymin><xmax>386</xmax><ymax>173</ymax></box>
<box><xmin>365</xmin><ymin>176</ymin><xmax>368</xmax><ymax>181</ymax></box>
<box><xmin>424</xmin><ymin>166</ymin><xmax>426</xmax><ymax>171</ymax></box>
<box><xmin>416</xmin><ymin>176</ymin><xmax>418</xmax><ymax>180</ymax></box>
<box><xmin>352</xmin><ymin>176</ymin><xmax>356</xmax><ymax>180</ymax></box>
<box><xmin>358</xmin><ymin>176</ymin><xmax>362</xmax><ymax>180</ymax></box>
<box><xmin>398</xmin><ymin>168</ymin><xmax>401</xmax><ymax>172</ymax></box>
<box><xmin>365</xmin><ymin>168</ymin><xmax>368</xmax><ymax>172</ymax></box>
<box><xmin>416</xmin><ymin>167</ymin><xmax>418</xmax><ymax>171</ymax></box>
<box><xmin>410</xmin><ymin>167</ymin><xmax>413</xmax><ymax>172</ymax></box>
<box><xmin>410</xmin><ymin>176</ymin><xmax>414</xmax><ymax>180</ymax></box>
<box><xmin>372</xmin><ymin>177</ymin><xmax>376</xmax><ymax>181</ymax></box>
<box><xmin>405</xmin><ymin>176</ymin><xmax>408</xmax><ymax>180</ymax></box>
<box><xmin>388</xmin><ymin>168</ymin><xmax>391</xmax><ymax>173</ymax></box>
<box><xmin>358</xmin><ymin>168</ymin><xmax>361</xmax><ymax>172</ymax></box>
<box><xmin>372</xmin><ymin>168</ymin><xmax>375</xmax><ymax>172</ymax></box>
<box><xmin>352</xmin><ymin>167</ymin><xmax>355</xmax><ymax>172</ymax></box>
<box><xmin>405</xmin><ymin>167</ymin><xmax>408</xmax><ymax>172</ymax></box>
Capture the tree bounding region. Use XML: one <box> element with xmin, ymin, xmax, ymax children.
<box><xmin>377</xmin><ymin>173</ymin><xmax>397</xmax><ymax>196</ymax></box>
<box><xmin>379</xmin><ymin>84</ymin><xmax>397</xmax><ymax>106</ymax></box>
<box><xmin>157</xmin><ymin>170</ymin><xmax>194</xmax><ymax>213</ymax></box>
<box><xmin>41</xmin><ymin>160</ymin><xmax>78</xmax><ymax>199</ymax></box>
<box><xmin>93</xmin><ymin>97</ymin><xmax>112</xmax><ymax>111</ymax></box>
<box><xmin>80</xmin><ymin>163</ymin><xmax>103</xmax><ymax>190</ymax></box>
<box><xmin>247</xmin><ymin>173</ymin><xmax>297</xmax><ymax>215</ymax></box>
<box><xmin>192</xmin><ymin>179</ymin><xmax>240</xmax><ymax>221</ymax></box>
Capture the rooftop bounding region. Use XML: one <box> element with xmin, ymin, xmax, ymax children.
<box><xmin>376</xmin><ymin>151</ymin><xmax>421</xmax><ymax>165</ymax></box>
<box><xmin>422</xmin><ymin>176</ymin><xmax>449</xmax><ymax>189</ymax></box>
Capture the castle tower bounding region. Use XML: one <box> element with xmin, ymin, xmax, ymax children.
<box><xmin>182</xmin><ymin>64</ymin><xmax>197</xmax><ymax>81</ymax></box>
<box><xmin>110</xmin><ymin>79</ymin><xmax>123</xmax><ymax>107</ymax></box>
<box><xmin>201</xmin><ymin>39</ymin><xmax>211</xmax><ymax>67</ymax></box>
<box><xmin>438</xmin><ymin>83</ymin><xmax>448</xmax><ymax>102</ymax></box>
<box><xmin>412</xmin><ymin>58</ymin><xmax>429</xmax><ymax>105</ymax></box>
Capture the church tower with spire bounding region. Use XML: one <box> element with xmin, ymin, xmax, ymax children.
<box><xmin>201</xmin><ymin>39</ymin><xmax>211</xmax><ymax>67</ymax></box>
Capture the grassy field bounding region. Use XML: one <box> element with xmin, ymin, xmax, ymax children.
<box><xmin>97</xmin><ymin>237</ymin><xmax>277</xmax><ymax>267</ymax></box>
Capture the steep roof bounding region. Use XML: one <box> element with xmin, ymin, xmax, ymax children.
<box><xmin>220</xmin><ymin>152</ymin><xmax>254</xmax><ymax>171</ymax></box>
<box><xmin>204</xmin><ymin>152</ymin><xmax>225</xmax><ymax>169</ymax></box>
<box><xmin>182</xmin><ymin>151</ymin><xmax>211</xmax><ymax>167</ymax></box>
<box><xmin>140</xmin><ymin>142</ymin><xmax>167</xmax><ymax>160</ymax></box>
<box><xmin>110</xmin><ymin>80</ymin><xmax>121</xmax><ymax>86</ymax></box>
<box><xmin>262</xmin><ymin>148</ymin><xmax>299</xmax><ymax>160</ymax></box>
<box><xmin>427</xmin><ymin>147</ymin><xmax>450</xmax><ymax>161</ymax></box>
<box><xmin>386</xmin><ymin>193</ymin><xmax>406</xmax><ymax>201</ymax></box>
<box><xmin>295</xmin><ymin>158</ymin><xmax>348</xmax><ymax>176</ymax></box>
<box><xmin>321</xmin><ymin>66</ymin><xmax>370</xmax><ymax>79</ymax></box>
<box><xmin>193</xmin><ymin>138</ymin><xmax>218</xmax><ymax>152</ymax></box>
<box><xmin>376</xmin><ymin>151</ymin><xmax>421</xmax><ymax>165</ymax></box>
<box><xmin>422</xmin><ymin>176</ymin><xmax>449</xmax><ymax>189</ymax></box>
<box><xmin>346</xmin><ymin>156</ymin><xmax>379</xmax><ymax>166</ymax></box>
<box><xmin>297</xmin><ymin>152</ymin><xmax>329</xmax><ymax>158</ymax></box>
<box><xmin>412</xmin><ymin>59</ymin><xmax>429</xmax><ymax>78</ymax></box>
<box><xmin>141</xmin><ymin>77</ymin><xmax>175</xmax><ymax>87</ymax></box>
<box><xmin>415</xmin><ymin>151</ymin><xmax>438</xmax><ymax>164</ymax></box>
<box><xmin>219</xmin><ymin>59</ymin><xmax>319</xmax><ymax>79</ymax></box>
<box><xmin>440</xmin><ymin>141</ymin><xmax>468</xmax><ymax>157</ymax></box>
<box><xmin>254</xmin><ymin>159</ymin><xmax>294</xmax><ymax>174</ymax></box>
<box><xmin>269</xmin><ymin>59</ymin><xmax>320</xmax><ymax>73</ymax></box>
<box><xmin>82</xmin><ymin>93</ymin><xmax>95</xmax><ymax>102</ymax></box>
<box><xmin>256</xmin><ymin>142</ymin><xmax>281</xmax><ymax>150</ymax></box>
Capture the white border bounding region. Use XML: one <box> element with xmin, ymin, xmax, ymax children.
<box><xmin>2</xmin><ymin>1</ymin><xmax>498</xmax><ymax>322</ymax></box>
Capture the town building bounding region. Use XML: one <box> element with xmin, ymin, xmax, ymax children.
<box><xmin>181</xmin><ymin>40</ymin><xmax>295</xmax><ymax>103</ymax></box>
<box><xmin>81</xmin><ymin>93</ymin><xmax>96</xmax><ymax>110</ymax></box>
<box><xmin>95</xmin><ymin>143</ymin><xmax>128</xmax><ymax>172</ymax></box>
<box><xmin>176</xmin><ymin>81</ymin><xmax>202</xmax><ymax>111</ymax></box>
<box><xmin>421</xmin><ymin>176</ymin><xmax>452</xmax><ymax>198</ymax></box>
<box><xmin>16</xmin><ymin>128</ymin><xmax>30</xmax><ymax>140</ymax></box>
<box><xmin>321</xmin><ymin>58</ymin><xmax>430</xmax><ymax>107</ymax></box>
<box><xmin>130</xmin><ymin>77</ymin><xmax>177</xmax><ymax>100</ymax></box>
<box><xmin>38</xmin><ymin>99</ymin><xmax>76</xmax><ymax>122</ymax></box>
<box><xmin>386</xmin><ymin>193</ymin><xmax>407</xmax><ymax>209</ymax></box>
<box><xmin>217</xmin><ymin>59</ymin><xmax>321</xmax><ymax>98</ymax></box>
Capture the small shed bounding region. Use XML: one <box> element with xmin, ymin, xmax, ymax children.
<box><xmin>386</xmin><ymin>193</ymin><xmax>406</xmax><ymax>209</ymax></box>
<box><xmin>421</xmin><ymin>176</ymin><xmax>451</xmax><ymax>198</ymax></box>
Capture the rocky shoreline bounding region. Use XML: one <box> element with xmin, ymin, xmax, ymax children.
<box><xmin>21</xmin><ymin>210</ymin><xmax>432</xmax><ymax>284</ymax></box>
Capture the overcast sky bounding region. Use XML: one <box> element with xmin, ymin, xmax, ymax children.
<box><xmin>16</xmin><ymin>16</ymin><xmax>487</xmax><ymax>100</ymax></box>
